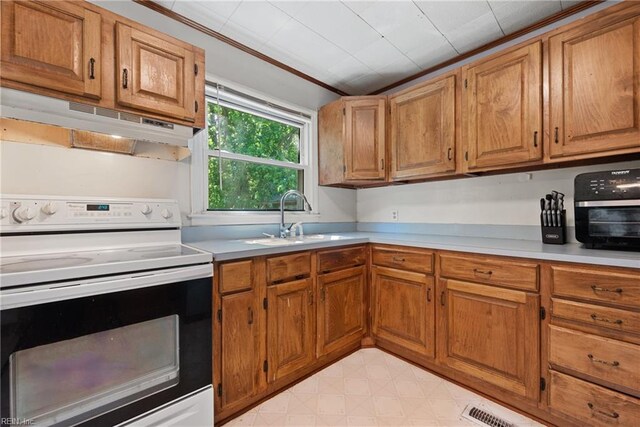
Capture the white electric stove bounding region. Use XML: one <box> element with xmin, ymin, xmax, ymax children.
<box><xmin>0</xmin><ymin>195</ymin><xmax>214</xmax><ymax>427</ymax></box>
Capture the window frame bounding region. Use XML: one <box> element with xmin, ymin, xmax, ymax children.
<box><xmin>189</xmin><ymin>79</ymin><xmax>318</xmax><ymax>225</ymax></box>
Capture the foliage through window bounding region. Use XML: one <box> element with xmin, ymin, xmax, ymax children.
<box><xmin>206</xmin><ymin>96</ymin><xmax>309</xmax><ymax>211</ymax></box>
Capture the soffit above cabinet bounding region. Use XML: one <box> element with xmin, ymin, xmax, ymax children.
<box><xmin>150</xmin><ymin>0</ymin><xmax>593</xmax><ymax>95</ymax></box>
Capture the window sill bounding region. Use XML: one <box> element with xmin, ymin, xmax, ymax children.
<box><xmin>188</xmin><ymin>211</ymin><xmax>321</xmax><ymax>226</ymax></box>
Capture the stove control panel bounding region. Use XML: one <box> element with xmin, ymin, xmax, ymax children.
<box><xmin>0</xmin><ymin>196</ymin><xmax>181</xmax><ymax>232</ymax></box>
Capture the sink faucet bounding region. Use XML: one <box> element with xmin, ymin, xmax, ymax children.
<box><xmin>280</xmin><ymin>190</ymin><xmax>312</xmax><ymax>238</ymax></box>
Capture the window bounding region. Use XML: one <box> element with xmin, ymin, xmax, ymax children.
<box><xmin>191</xmin><ymin>82</ymin><xmax>315</xmax><ymax>220</ymax></box>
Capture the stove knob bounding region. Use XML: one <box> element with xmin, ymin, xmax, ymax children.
<box><xmin>0</xmin><ymin>208</ymin><xmax>7</xmax><ymax>219</ymax></box>
<box><xmin>41</xmin><ymin>202</ymin><xmax>58</xmax><ymax>216</ymax></box>
<box><xmin>161</xmin><ymin>209</ymin><xmax>173</xmax><ymax>219</ymax></box>
<box><xmin>13</xmin><ymin>206</ymin><xmax>36</xmax><ymax>223</ymax></box>
<box><xmin>141</xmin><ymin>204</ymin><xmax>153</xmax><ymax>215</ymax></box>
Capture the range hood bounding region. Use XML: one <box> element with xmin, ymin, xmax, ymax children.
<box><xmin>0</xmin><ymin>88</ymin><xmax>193</xmax><ymax>147</ymax></box>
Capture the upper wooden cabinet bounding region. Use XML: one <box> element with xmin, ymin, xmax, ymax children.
<box><xmin>319</xmin><ymin>96</ymin><xmax>386</xmax><ymax>186</ymax></box>
<box><xmin>116</xmin><ymin>22</ymin><xmax>197</xmax><ymax>122</ymax></box>
<box><xmin>0</xmin><ymin>0</ymin><xmax>205</xmax><ymax>128</ymax></box>
<box><xmin>463</xmin><ymin>41</ymin><xmax>543</xmax><ymax>171</ymax></box>
<box><xmin>548</xmin><ymin>12</ymin><xmax>640</xmax><ymax>159</ymax></box>
<box><xmin>389</xmin><ymin>72</ymin><xmax>459</xmax><ymax>180</ymax></box>
<box><xmin>0</xmin><ymin>1</ymin><xmax>101</xmax><ymax>99</ymax></box>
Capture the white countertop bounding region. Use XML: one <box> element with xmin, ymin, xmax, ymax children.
<box><xmin>188</xmin><ymin>232</ymin><xmax>639</xmax><ymax>269</ymax></box>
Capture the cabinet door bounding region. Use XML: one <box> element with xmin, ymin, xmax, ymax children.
<box><xmin>549</xmin><ymin>15</ymin><xmax>640</xmax><ymax>158</ymax></box>
<box><xmin>390</xmin><ymin>74</ymin><xmax>457</xmax><ymax>179</ymax></box>
<box><xmin>1</xmin><ymin>0</ymin><xmax>101</xmax><ymax>99</ymax></box>
<box><xmin>317</xmin><ymin>266</ymin><xmax>366</xmax><ymax>356</ymax></box>
<box><xmin>439</xmin><ymin>279</ymin><xmax>539</xmax><ymax>401</ymax></box>
<box><xmin>372</xmin><ymin>266</ymin><xmax>435</xmax><ymax>358</ymax></box>
<box><xmin>220</xmin><ymin>290</ymin><xmax>264</xmax><ymax>410</ymax></box>
<box><xmin>116</xmin><ymin>22</ymin><xmax>196</xmax><ymax>121</ymax></box>
<box><xmin>267</xmin><ymin>278</ymin><xmax>315</xmax><ymax>382</ymax></box>
<box><xmin>464</xmin><ymin>41</ymin><xmax>542</xmax><ymax>170</ymax></box>
<box><xmin>344</xmin><ymin>98</ymin><xmax>386</xmax><ymax>181</ymax></box>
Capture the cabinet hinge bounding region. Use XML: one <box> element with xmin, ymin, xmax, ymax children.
<box><xmin>194</xmin><ymin>63</ymin><xmax>199</xmax><ymax>75</ymax></box>
<box><xmin>540</xmin><ymin>307</ymin><xmax>546</xmax><ymax>320</ymax></box>
<box><xmin>464</xmin><ymin>79</ymin><xmax>468</xmax><ymax>89</ymax></box>
<box><xmin>540</xmin><ymin>377</ymin><xmax>546</xmax><ymax>391</ymax></box>
<box><xmin>217</xmin><ymin>309</ymin><xmax>222</xmax><ymax>322</ymax></box>
<box><xmin>217</xmin><ymin>383</ymin><xmax>223</xmax><ymax>397</ymax></box>
<box><xmin>263</xmin><ymin>360</ymin><xmax>268</xmax><ymax>372</ymax></box>
<box><xmin>263</xmin><ymin>297</ymin><xmax>268</xmax><ymax>310</ymax></box>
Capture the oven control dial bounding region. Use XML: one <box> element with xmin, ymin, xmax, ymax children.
<box><xmin>141</xmin><ymin>204</ymin><xmax>153</xmax><ymax>215</ymax></box>
<box><xmin>161</xmin><ymin>209</ymin><xmax>173</xmax><ymax>219</ymax></box>
<box><xmin>13</xmin><ymin>206</ymin><xmax>37</xmax><ymax>223</ymax></box>
<box><xmin>0</xmin><ymin>208</ymin><xmax>7</xmax><ymax>220</ymax></box>
<box><xmin>41</xmin><ymin>202</ymin><xmax>58</xmax><ymax>216</ymax></box>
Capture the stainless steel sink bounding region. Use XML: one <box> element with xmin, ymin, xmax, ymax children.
<box><xmin>243</xmin><ymin>234</ymin><xmax>350</xmax><ymax>246</ymax></box>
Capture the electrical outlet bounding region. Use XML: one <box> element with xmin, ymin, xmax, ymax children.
<box><xmin>391</xmin><ymin>209</ymin><xmax>399</xmax><ymax>222</ymax></box>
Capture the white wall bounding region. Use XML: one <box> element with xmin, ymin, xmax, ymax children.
<box><xmin>357</xmin><ymin>160</ymin><xmax>640</xmax><ymax>227</ymax></box>
<box><xmin>0</xmin><ymin>0</ymin><xmax>355</xmax><ymax>225</ymax></box>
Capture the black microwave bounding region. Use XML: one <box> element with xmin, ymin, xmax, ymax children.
<box><xmin>574</xmin><ymin>168</ymin><xmax>640</xmax><ymax>250</ymax></box>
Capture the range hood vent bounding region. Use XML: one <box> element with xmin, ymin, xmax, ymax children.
<box><xmin>1</xmin><ymin>88</ymin><xmax>193</xmax><ymax>148</ymax></box>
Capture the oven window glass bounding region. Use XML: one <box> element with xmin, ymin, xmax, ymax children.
<box><xmin>588</xmin><ymin>207</ymin><xmax>640</xmax><ymax>237</ymax></box>
<box><xmin>10</xmin><ymin>315</ymin><xmax>179</xmax><ymax>426</ymax></box>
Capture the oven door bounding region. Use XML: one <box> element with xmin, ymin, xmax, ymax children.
<box><xmin>0</xmin><ymin>265</ymin><xmax>212</xmax><ymax>427</ymax></box>
<box><xmin>575</xmin><ymin>201</ymin><xmax>640</xmax><ymax>249</ymax></box>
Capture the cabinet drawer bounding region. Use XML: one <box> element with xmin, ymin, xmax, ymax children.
<box><xmin>318</xmin><ymin>246</ymin><xmax>366</xmax><ymax>273</ymax></box>
<box><xmin>266</xmin><ymin>252</ymin><xmax>311</xmax><ymax>284</ymax></box>
<box><xmin>551</xmin><ymin>265</ymin><xmax>640</xmax><ymax>309</ymax></box>
<box><xmin>440</xmin><ymin>253</ymin><xmax>538</xmax><ymax>291</ymax></box>
<box><xmin>549</xmin><ymin>325</ymin><xmax>640</xmax><ymax>396</ymax></box>
<box><xmin>219</xmin><ymin>260</ymin><xmax>253</xmax><ymax>294</ymax></box>
<box><xmin>549</xmin><ymin>370</ymin><xmax>640</xmax><ymax>427</ymax></box>
<box><xmin>552</xmin><ymin>298</ymin><xmax>640</xmax><ymax>337</ymax></box>
<box><xmin>372</xmin><ymin>246</ymin><xmax>433</xmax><ymax>274</ymax></box>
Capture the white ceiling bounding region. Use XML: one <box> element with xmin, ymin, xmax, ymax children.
<box><xmin>156</xmin><ymin>1</ymin><xmax>582</xmax><ymax>94</ymax></box>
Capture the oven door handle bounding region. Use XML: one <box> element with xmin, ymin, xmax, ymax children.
<box><xmin>0</xmin><ymin>264</ymin><xmax>213</xmax><ymax>310</ymax></box>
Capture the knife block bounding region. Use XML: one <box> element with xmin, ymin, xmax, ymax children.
<box><xmin>541</xmin><ymin>210</ymin><xmax>566</xmax><ymax>244</ymax></box>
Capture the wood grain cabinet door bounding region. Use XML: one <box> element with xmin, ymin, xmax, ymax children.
<box><xmin>371</xmin><ymin>266</ymin><xmax>435</xmax><ymax>358</ymax></box>
<box><xmin>317</xmin><ymin>266</ymin><xmax>366</xmax><ymax>356</ymax></box>
<box><xmin>220</xmin><ymin>290</ymin><xmax>264</xmax><ymax>411</ymax></box>
<box><xmin>267</xmin><ymin>278</ymin><xmax>315</xmax><ymax>382</ymax></box>
<box><xmin>390</xmin><ymin>75</ymin><xmax>457</xmax><ymax>180</ymax></box>
<box><xmin>549</xmin><ymin>15</ymin><xmax>640</xmax><ymax>158</ymax></box>
<box><xmin>463</xmin><ymin>41</ymin><xmax>542</xmax><ymax>170</ymax></box>
<box><xmin>0</xmin><ymin>0</ymin><xmax>101</xmax><ymax>99</ymax></box>
<box><xmin>439</xmin><ymin>279</ymin><xmax>540</xmax><ymax>401</ymax></box>
<box><xmin>344</xmin><ymin>97</ymin><xmax>386</xmax><ymax>181</ymax></box>
<box><xmin>116</xmin><ymin>22</ymin><xmax>196</xmax><ymax>121</ymax></box>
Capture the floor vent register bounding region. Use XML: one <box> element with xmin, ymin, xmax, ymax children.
<box><xmin>461</xmin><ymin>404</ymin><xmax>516</xmax><ymax>427</ymax></box>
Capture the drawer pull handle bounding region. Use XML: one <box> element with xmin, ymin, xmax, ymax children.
<box><xmin>248</xmin><ymin>307</ymin><xmax>254</xmax><ymax>325</ymax></box>
<box><xmin>591</xmin><ymin>285</ymin><xmax>623</xmax><ymax>294</ymax></box>
<box><xmin>473</xmin><ymin>268</ymin><xmax>493</xmax><ymax>276</ymax></box>
<box><xmin>590</xmin><ymin>314</ymin><xmax>623</xmax><ymax>325</ymax></box>
<box><xmin>89</xmin><ymin>57</ymin><xmax>96</xmax><ymax>79</ymax></box>
<box><xmin>587</xmin><ymin>403</ymin><xmax>619</xmax><ymax>419</ymax></box>
<box><xmin>587</xmin><ymin>354</ymin><xmax>619</xmax><ymax>367</ymax></box>
<box><xmin>393</xmin><ymin>256</ymin><xmax>405</xmax><ymax>262</ymax></box>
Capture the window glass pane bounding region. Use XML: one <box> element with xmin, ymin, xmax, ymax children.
<box><xmin>209</xmin><ymin>158</ymin><xmax>304</xmax><ymax>210</ymax></box>
<box><xmin>208</xmin><ymin>102</ymin><xmax>300</xmax><ymax>163</ymax></box>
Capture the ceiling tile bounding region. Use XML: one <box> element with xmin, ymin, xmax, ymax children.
<box><xmin>354</xmin><ymin>38</ymin><xmax>408</xmax><ymax>71</ymax></box>
<box><xmin>227</xmin><ymin>1</ymin><xmax>291</xmax><ymax>41</ymax></box>
<box><xmin>442</xmin><ymin>11</ymin><xmax>503</xmax><ymax>52</ymax></box>
<box><xmin>405</xmin><ymin>39</ymin><xmax>458</xmax><ymax>70</ymax></box>
<box><xmin>153</xmin><ymin>0</ymin><xmax>175</xmax><ymax>10</ymax></box>
<box><xmin>376</xmin><ymin>56</ymin><xmax>421</xmax><ymax>82</ymax></box>
<box><xmin>490</xmin><ymin>1</ymin><xmax>561</xmax><ymax>35</ymax></box>
<box><xmin>344</xmin><ymin>72</ymin><xmax>385</xmax><ymax>94</ymax></box>
<box><xmin>290</xmin><ymin>2</ymin><xmax>382</xmax><ymax>54</ymax></box>
<box><xmin>415</xmin><ymin>1</ymin><xmax>492</xmax><ymax>34</ymax></box>
<box><xmin>327</xmin><ymin>56</ymin><xmax>373</xmax><ymax>84</ymax></box>
<box><xmin>269</xmin><ymin>20</ymin><xmax>350</xmax><ymax>67</ymax></box>
<box><xmin>342</xmin><ymin>0</ymin><xmax>379</xmax><ymax>15</ymax></box>
<box><xmin>172</xmin><ymin>1</ymin><xmax>241</xmax><ymax>31</ymax></box>
<box><xmin>560</xmin><ymin>0</ymin><xmax>583</xmax><ymax>10</ymax></box>
<box><xmin>269</xmin><ymin>1</ymin><xmax>310</xmax><ymax>17</ymax></box>
<box><xmin>219</xmin><ymin>22</ymin><xmax>266</xmax><ymax>50</ymax></box>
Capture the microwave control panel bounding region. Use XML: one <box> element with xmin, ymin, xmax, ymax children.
<box><xmin>575</xmin><ymin>169</ymin><xmax>640</xmax><ymax>201</ymax></box>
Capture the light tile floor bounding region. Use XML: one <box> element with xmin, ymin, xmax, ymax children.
<box><xmin>223</xmin><ymin>348</ymin><xmax>545</xmax><ymax>427</ymax></box>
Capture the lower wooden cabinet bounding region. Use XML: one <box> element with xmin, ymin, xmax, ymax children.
<box><xmin>317</xmin><ymin>266</ymin><xmax>366</xmax><ymax>356</ymax></box>
<box><xmin>266</xmin><ymin>278</ymin><xmax>315</xmax><ymax>383</ymax></box>
<box><xmin>372</xmin><ymin>265</ymin><xmax>435</xmax><ymax>358</ymax></box>
<box><xmin>219</xmin><ymin>289</ymin><xmax>264</xmax><ymax>411</ymax></box>
<box><xmin>438</xmin><ymin>279</ymin><xmax>540</xmax><ymax>401</ymax></box>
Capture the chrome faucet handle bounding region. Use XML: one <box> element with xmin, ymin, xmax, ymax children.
<box><xmin>290</xmin><ymin>222</ymin><xmax>304</xmax><ymax>237</ymax></box>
